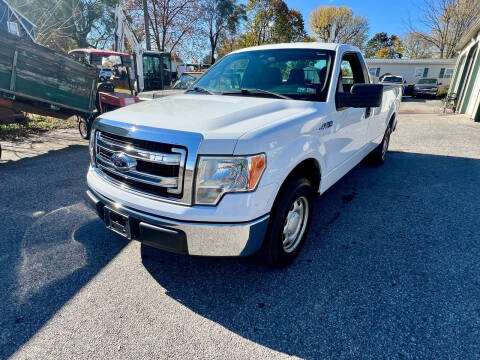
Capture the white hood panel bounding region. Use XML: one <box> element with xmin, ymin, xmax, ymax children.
<box><xmin>99</xmin><ymin>94</ymin><xmax>315</xmax><ymax>139</ymax></box>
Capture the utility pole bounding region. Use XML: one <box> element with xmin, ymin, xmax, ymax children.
<box><xmin>142</xmin><ymin>0</ymin><xmax>151</xmax><ymax>50</ymax></box>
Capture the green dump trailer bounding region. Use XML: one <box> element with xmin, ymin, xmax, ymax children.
<box><xmin>0</xmin><ymin>29</ymin><xmax>98</xmax><ymax>121</ymax></box>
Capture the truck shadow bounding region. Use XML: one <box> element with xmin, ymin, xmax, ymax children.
<box><xmin>0</xmin><ymin>145</ymin><xmax>128</xmax><ymax>359</ymax></box>
<box><xmin>141</xmin><ymin>151</ymin><xmax>480</xmax><ymax>359</ymax></box>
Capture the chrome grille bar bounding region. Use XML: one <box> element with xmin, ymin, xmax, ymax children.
<box><xmin>96</xmin><ymin>155</ymin><xmax>178</xmax><ymax>188</ymax></box>
<box><xmin>95</xmin><ymin>131</ymin><xmax>187</xmax><ymax>196</ymax></box>
<box><xmin>97</xmin><ymin>132</ymin><xmax>181</xmax><ymax>165</ymax></box>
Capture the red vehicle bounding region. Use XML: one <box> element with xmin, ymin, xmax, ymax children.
<box><xmin>68</xmin><ymin>49</ymin><xmax>140</xmax><ymax>138</ymax></box>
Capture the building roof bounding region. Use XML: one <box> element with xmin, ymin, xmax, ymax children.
<box><xmin>68</xmin><ymin>49</ymin><xmax>131</xmax><ymax>58</ymax></box>
<box><xmin>457</xmin><ymin>16</ymin><xmax>480</xmax><ymax>51</ymax></box>
<box><xmin>365</xmin><ymin>58</ymin><xmax>457</xmax><ymax>65</ymax></box>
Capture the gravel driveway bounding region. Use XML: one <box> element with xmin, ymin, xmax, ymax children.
<box><xmin>1</xmin><ymin>99</ymin><xmax>480</xmax><ymax>359</ymax></box>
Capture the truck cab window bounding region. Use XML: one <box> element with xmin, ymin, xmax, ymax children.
<box><xmin>337</xmin><ymin>53</ymin><xmax>366</xmax><ymax>94</ymax></box>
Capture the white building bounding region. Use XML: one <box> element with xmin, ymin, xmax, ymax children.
<box><xmin>448</xmin><ymin>17</ymin><xmax>480</xmax><ymax>122</ymax></box>
<box><xmin>365</xmin><ymin>58</ymin><xmax>457</xmax><ymax>86</ymax></box>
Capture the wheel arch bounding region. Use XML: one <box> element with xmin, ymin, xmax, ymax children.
<box><xmin>271</xmin><ymin>158</ymin><xmax>321</xmax><ymax>211</ymax></box>
<box><xmin>389</xmin><ymin>112</ymin><xmax>397</xmax><ymax>131</ymax></box>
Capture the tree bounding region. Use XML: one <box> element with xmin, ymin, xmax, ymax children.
<box><xmin>365</xmin><ymin>32</ymin><xmax>405</xmax><ymax>59</ymax></box>
<box><xmin>408</xmin><ymin>0</ymin><xmax>479</xmax><ymax>58</ymax></box>
<box><xmin>308</xmin><ymin>6</ymin><xmax>369</xmax><ymax>49</ymax></box>
<box><xmin>246</xmin><ymin>0</ymin><xmax>307</xmax><ymax>46</ymax></box>
<box><xmin>403</xmin><ymin>32</ymin><xmax>433</xmax><ymax>59</ymax></box>
<box><xmin>126</xmin><ymin>0</ymin><xmax>200</xmax><ymax>53</ymax></box>
<box><xmin>10</xmin><ymin>0</ymin><xmax>120</xmax><ymax>51</ymax></box>
<box><xmin>216</xmin><ymin>34</ymin><xmax>246</xmax><ymax>58</ymax></box>
<box><xmin>201</xmin><ymin>0</ymin><xmax>246</xmax><ymax>64</ymax></box>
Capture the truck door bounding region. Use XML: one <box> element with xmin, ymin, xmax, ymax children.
<box><xmin>327</xmin><ymin>52</ymin><xmax>369</xmax><ymax>173</ymax></box>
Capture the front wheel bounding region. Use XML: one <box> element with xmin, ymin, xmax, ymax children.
<box><xmin>78</xmin><ymin>117</ymin><xmax>91</xmax><ymax>139</ymax></box>
<box><xmin>262</xmin><ymin>176</ymin><xmax>314</xmax><ymax>268</ymax></box>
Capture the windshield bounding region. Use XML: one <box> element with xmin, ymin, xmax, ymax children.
<box><xmin>383</xmin><ymin>76</ymin><xmax>402</xmax><ymax>83</ymax></box>
<box><xmin>418</xmin><ymin>78</ymin><xmax>437</xmax><ymax>85</ymax></box>
<box><xmin>193</xmin><ymin>49</ymin><xmax>335</xmax><ymax>101</ymax></box>
<box><xmin>173</xmin><ymin>73</ymin><xmax>201</xmax><ymax>89</ymax></box>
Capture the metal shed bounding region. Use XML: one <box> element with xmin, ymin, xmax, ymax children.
<box><xmin>448</xmin><ymin>17</ymin><xmax>480</xmax><ymax>122</ymax></box>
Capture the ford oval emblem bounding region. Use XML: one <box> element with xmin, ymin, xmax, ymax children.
<box><xmin>110</xmin><ymin>152</ymin><xmax>137</xmax><ymax>172</ymax></box>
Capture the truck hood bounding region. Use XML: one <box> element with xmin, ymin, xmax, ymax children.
<box><xmin>98</xmin><ymin>94</ymin><xmax>318</xmax><ymax>153</ymax></box>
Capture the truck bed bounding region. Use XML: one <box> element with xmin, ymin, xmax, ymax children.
<box><xmin>0</xmin><ymin>30</ymin><xmax>97</xmax><ymax>118</ymax></box>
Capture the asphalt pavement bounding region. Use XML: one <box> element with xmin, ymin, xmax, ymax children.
<box><xmin>1</xmin><ymin>99</ymin><xmax>480</xmax><ymax>359</ymax></box>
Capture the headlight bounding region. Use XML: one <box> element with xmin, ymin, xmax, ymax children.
<box><xmin>195</xmin><ymin>154</ymin><xmax>266</xmax><ymax>205</ymax></box>
<box><xmin>89</xmin><ymin>129</ymin><xmax>96</xmax><ymax>166</ymax></box>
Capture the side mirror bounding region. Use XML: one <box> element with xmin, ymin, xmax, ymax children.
<box><xmin>336</xmin><ymin>84</ymin><xmax>383</xmax><ymax>108</ymax></box>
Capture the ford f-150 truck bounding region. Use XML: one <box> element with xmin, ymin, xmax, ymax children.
<box><xmin>86</xmin><ymin>43</ymin><xmax>401</xmax><ymax>267</ymax></box>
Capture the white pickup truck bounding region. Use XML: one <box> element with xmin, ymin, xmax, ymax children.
<box><xmin>86</xmin><ymin>43</ymin><xmax>401</xmax><ymax>267</ymax></box>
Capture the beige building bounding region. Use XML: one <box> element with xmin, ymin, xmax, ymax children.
<box><xmin>448</xmin><ymin>17</ymin><xmax>480</xmax><ymax>122</ymax></box>
<box><xmin>366</xmin><ymin>58</ymin><xmax>457</xmax><ymax>86</ymax></box>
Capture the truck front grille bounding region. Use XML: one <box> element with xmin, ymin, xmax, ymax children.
<box><xmin>95</xmin><ymin>131</ymin><xmax>187</xmax><ymax>199</ymax></box>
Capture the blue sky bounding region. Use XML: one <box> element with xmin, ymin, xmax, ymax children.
<box><xmin>279</xmin><ymin>0</ymin><xmax>426</xmax><ymax>38</ymax></box>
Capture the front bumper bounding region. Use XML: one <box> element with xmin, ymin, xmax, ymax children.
<box><xmin>85</xmin><ymin>188</ymin><xmax>270</xmax><ymax>257</ymax></box>
<box><xmin>413</xmin><ymin>89</ymin><xmax>437</xmax><ymax>95</ymax></box>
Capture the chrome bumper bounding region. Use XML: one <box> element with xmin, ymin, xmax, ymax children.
<box><xmin>85</xmin><ymin>188</ymin><xmax>270</xmax><ymax>257</ymax></box>
<box><xmin>414</xmin><ymin>89</ymin><xmax>437</xmax><ymax>95</ymax></box>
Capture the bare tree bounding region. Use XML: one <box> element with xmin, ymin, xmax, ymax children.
<box><xmin>408</xmin><ymin>0</ymin><xmax>479</xmax><ymax>58</ymax></box>
<box><xmin>308</xmin><ymin>6</ymin><xmax>369</xmax><ymax>50</ymax></box>
<box><xmin>136</xmin><ymin>0</ymin><xmax>200</xmax><ymax>53</ymax></box>
<box><xmin>10</xmin><ymin>0</ymin><xmax>120</xmax><ymax>51</ymax></box>
<box><xmin>403</xmin><ymin>32</ymin><xmax>434</xmax><ymax>58</ymax></box>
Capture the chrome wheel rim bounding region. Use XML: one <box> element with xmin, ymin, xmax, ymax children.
<box><xmin>79</xmin><ymin>121</ymin><xmax>88</xmax><ymax>138</ymax></box>
<box><xmin>282</xmin><ymin>196</ymin><xmax>309</xmax><ymax>253</ymax></box>
<box><xmin>382</xmin><ymin>128</ymin><xmax>391</xmax><ymax>160</ymax></box>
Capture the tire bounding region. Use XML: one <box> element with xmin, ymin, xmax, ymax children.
<box><xmin>78</xmin><ymin>118</ymin><xmax>91</xmax><ymax>139</ymax></box>
<box><xmin>368</xmin><ymin>125</ymin><xmax>392</xmax><ymax>165</ymax></box>
<box><xmin>262</xmin><ymin>176</ymin><xmax>314</xmax><ymax>268</ymax></box>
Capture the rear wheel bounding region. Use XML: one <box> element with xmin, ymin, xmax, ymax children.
<box><xmin>368</xmin><ymin>125</ymin><xmax>392</xmax><ymax>165</ymax></box>
<box><xmin>262</xmin><ymin>176</ymin><xmax>314</xmax><ymax>268</ymax></box>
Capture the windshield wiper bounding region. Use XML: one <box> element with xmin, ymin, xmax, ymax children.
<box><xmin>187</xmin><ymin>87</ymin><xmax>216</xmax><ymax>95</ymax></box>
<box><xmin>221</xmin><ymin>88</ymin><xmax>292</xmax><ymax>100</ymax></box>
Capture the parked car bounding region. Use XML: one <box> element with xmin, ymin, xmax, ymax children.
<box><xmin>380</xmin><ymin>75</ymin><xmax>404</xmax><ymax>97</ymax></box>
<box><xmin>172</xmin><ymin>72</ymin><xmax>203</xmax><ymax>89</ymax></box>
<box><xmin>380</xmin><ymin>75</ymin><xmax>403</xmax><ymax>85</ymax></box>
<box><xmin>99</xmin><ymin>68</ymin><xmax>113</xmax><ymax>82</ymax></box>
<box><xmin>85</xmin><ymin>43</ymin><xmax>401</xmax><ymax>268</ymax></box>
<box><xmin>413</xmin><ymin>78</ymin><xmax>439</xmax><ymax>97</ymax></box>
